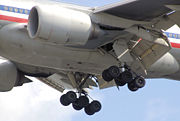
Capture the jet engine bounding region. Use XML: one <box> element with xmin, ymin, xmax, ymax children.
<box><xmin>0</xmin><ymin>61</ymin><xmax>31</xmax><ymax>92</ymax></box>
<box><xmin>148</xmin><ymin>52</ymin><xmax>179</xmax><ymax>76</ymax></box>
<box><xmin>28</xmin><ymin>6</ymin><xmax>97</xmax><ymax>45</ymax></box>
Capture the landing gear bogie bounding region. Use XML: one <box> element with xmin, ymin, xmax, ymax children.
<box><xmin>102</xmin><ymin>64</ymin><xmax>146</xmax><ymax>92</ymax></box>
<box><xmin>60</xmin><ymin>91</ymin><xmax>101</xmax><ymax>116</ymax></box>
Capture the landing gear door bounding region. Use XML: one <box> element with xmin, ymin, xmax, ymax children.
<box><xmin>130</xmin><ymin>38</ymin><xmax>171</xmax><ymax>72</ymax></box>
<box><xmin>113</xmin><ymin>39</ymin><xmax>134</xmax><ymax>63</ymax></box>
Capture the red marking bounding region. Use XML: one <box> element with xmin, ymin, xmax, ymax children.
<box><xmin>139</xmin><ymin>38</ymin><xmax>180</xmax><ymax>49</ymax></box>
<box><xmin>138</xmin><ymin>38</ymin><xmax>142</xmax><ymax>42</ymax></box>
<box><xmin>0</xmin><ymin>15</ymin><xmax>28</xmax><ymax>23</ymax></box>
<box><xmin>170</xmin><ymin>42</ymin><xmax>180</xmax><ymax>48</ymax></box>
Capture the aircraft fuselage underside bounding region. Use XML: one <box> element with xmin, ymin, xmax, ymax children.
<box><xmin>0</xmin><ymin>23</ymin><xmax>180</xmax><ymax>80</ymax></box>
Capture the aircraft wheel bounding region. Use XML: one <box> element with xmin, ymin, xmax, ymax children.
<box><xmin>89</xmin><ymin>100</ymin><xmax>102</xmax><ymax>113</ymax></box>
<box><xmin>121</xmin><ymin>71</ymin><xmax>133</xmax><ymax>83</ymax></box>
<box><xmin>78</xmin><ymin>96</ymin><xmax>89</xmax><ymax>107</ymax></box>
<box><xmin>127</xmin><ymin>82</ymin><xmax>138</xmax><ymax>92</ymax></box>
<box><xmin>60</xmin><ymin>91</ymin><xmax>77</xmax><ymax>106</ymax></box>
<box><xmin>66</xmin><ymin>91</ymin><xmax>77</xmax><ymax>103</ymax></box>
<box><xmin>72</xmin><ymin>101</ymin><xmax>83</xmax><ymax>111</ymax></box>
<box><xmin>60</xmin><ymin>94</ymin><xmax>71</xmax><ymax>106</ymax></box>
<box><xmin>108</xmin><ymin>66</ymin><xmax>120</xmax><ymax>78</ymax></box>
<box><xmin>115</xmin><ymin>78</ymin><xmax>126</xmax><ymax>86</ymax></box>
<box><xmin>84</xmin><ymin>105</ymin><xmax>95</xmax><ymax>115</ymax></box>
<box><xmin>133</xmin><ymin>76</ymin><xmax>146</xmax><ymax>88</ymax></box>
<box><xmin>102</xmin><ymin>69</ymin><xmax>113</xmax><ymax>82</ymax></box>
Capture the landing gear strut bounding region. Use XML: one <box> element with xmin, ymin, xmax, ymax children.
<box><xmin>102</xmin><ymin>64</ymin><xmax>146</xmax><ymax>92</ymax></box>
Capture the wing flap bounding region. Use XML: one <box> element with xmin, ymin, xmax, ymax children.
<box><xmin>37</xmin><ymin>73</ymin><xmax>98</xmax><ymax>92</ymax></box>
<box><xmin>37</xmin><ymin>77</ymin><xmax>65</xmax><ymax>93</ymax></box>
<box><xmin>37</xmin><ymin>73</ymin><xmax>75</xmax><ymax>92</ymax></box>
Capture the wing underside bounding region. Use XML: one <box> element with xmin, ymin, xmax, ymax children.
<box><xmin>94</xmin><ymin>0</ymin><xmax>180</xmax><ymax>21</ymax></box>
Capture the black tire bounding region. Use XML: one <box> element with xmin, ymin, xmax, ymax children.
<box><xmin>102</xmin><ymin>69</ymin><xmax>113</xmax><ymax>82</ymax></box>
<box><xmin>115</xmin><ymin>78</ymin><xmax>126</xmax><ymax>86</ymax></box>
<box><xmin>60</xmin><ymin>94</ymin><xmax>71</xmax><ymax>106</ymax></box>
<box><xmin>108</xmin><ymin>66</ymin><xmax>120</xmax><ymax>78</ymax></box>
<box><xmin>84</xmin><ymin>105</ymin><xmax>95</xmax><ymax>115</ymax></box>
<box><xmin>72</xmin><ymin>101</ymin><xmax>83</xmax><ymax>111</ymax></box>
<box><xmin>78</xmin><ymin>96</ymin><xmax>89</xmax><ymax>107</ymax></box>
<box><xmin>133</xmin><ymin>76</ymin><xmax>146</xmax><ymax>88</ymax></box>
<box><xmin>127</xmin><ymin>83</ymin><xmax>138</xmax><ymax>92</ymax></box>
<box><xmin>66</xmin><ymin>91</ymin><xmax>77</xmax><ymax>103</ymax></box>
<box><xmin>121</xmin><ymin>71</ymin><xmax>133</xmax><ymax>83</ymax></box>
<box><xmin>89</xmin><ymin>100</ymin><xmax>102</xmax><ymax>113</ymax></box>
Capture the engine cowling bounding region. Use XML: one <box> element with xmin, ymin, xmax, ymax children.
<box><xmin>28</xmin><ymin>5</ymin><xmax>94</xmax><ymax>45</ymax></box>
<box><xmin>0</xmin><ymin>61</ymin><xmax>19</xmax><ymax>91</ymax></box>
<box><xmin>0</xmin><ymin>61</ymin><xmax>32</xmax><ymax>92</ymax></box>
<box><xmin>148</xmin><ymin>52</ymin><xmax>179</xmax><ymax>76</ymax></box>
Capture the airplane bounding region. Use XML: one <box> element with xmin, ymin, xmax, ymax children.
<box><xmin>0</xmin><ymin>0</ymin><xmax>180</xmax><ymax>115</ymax></box>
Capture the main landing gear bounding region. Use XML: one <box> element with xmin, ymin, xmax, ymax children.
<box><xmin>60</xmin><ymin>72</ymin><xmax>101</xmax><ymax>115</ymax></box>
<box><xmin>102</xmin><ymin>64</ymin><xmax>146</xmax><ymax>91</ymax></box>
<box><xmin>60</xmin><ymin>91</ymin><xmax>101</xmax><ymax>115</ymax></box>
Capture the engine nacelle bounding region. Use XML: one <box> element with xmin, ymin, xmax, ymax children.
<box><xmin>28</xmin><ymin>6</ymin><xmax>95</xmax><ymax>45</ymax></box>
<box><xmin>0</xmin><ymin>61</ymin><xmax>32</xmax><ymax>92</ymax></box>
<box><xmin>148</xmin><ymin>52</ymin><xmax>179</xmax><ymax>76</ymax></box>
<box><xmin>0</xmin><ymin>61</ymin><xmax>19</xmax><ymax>91</ymax></box>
